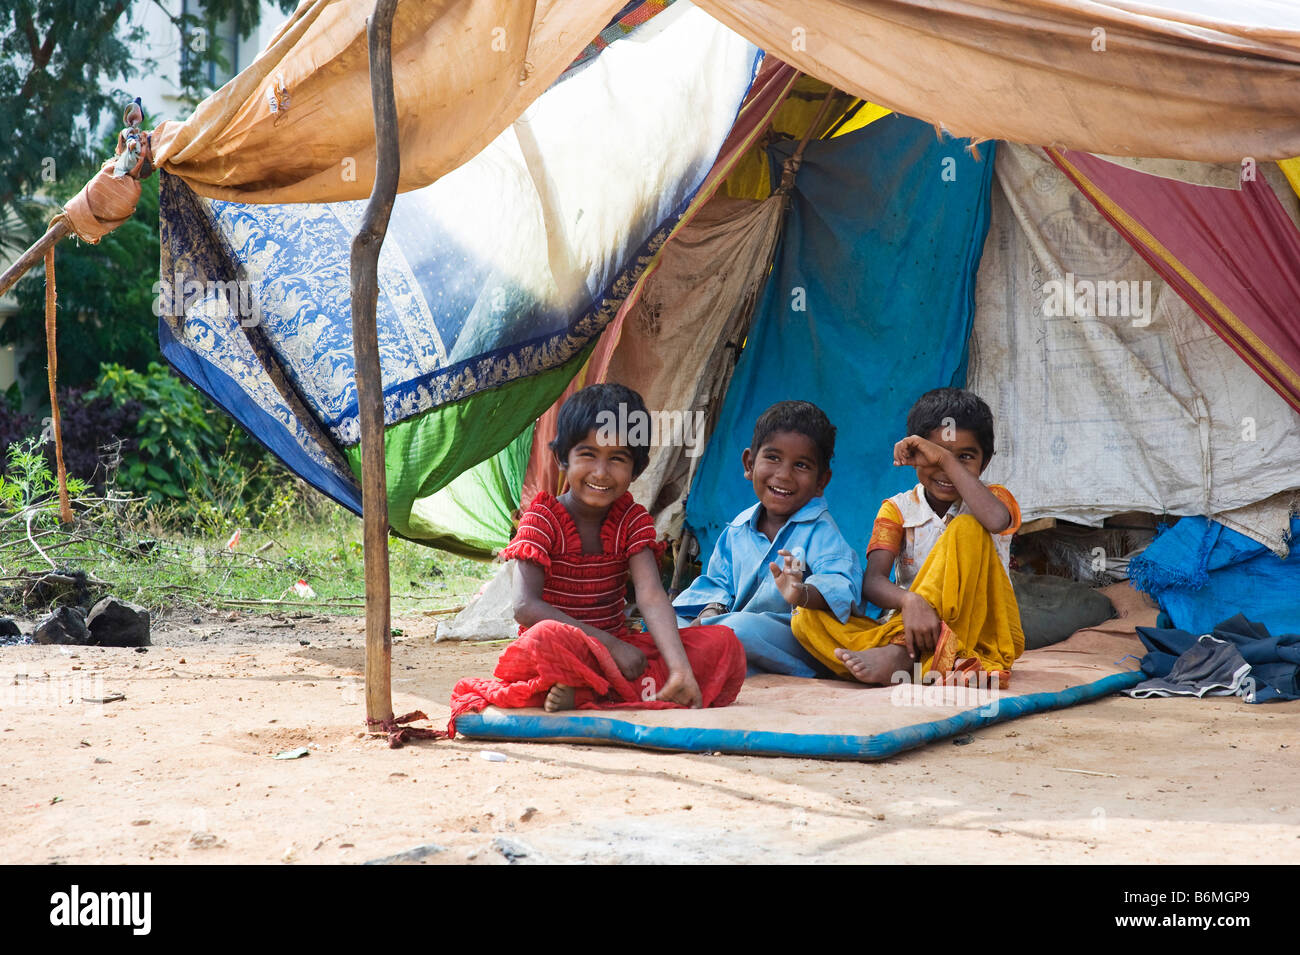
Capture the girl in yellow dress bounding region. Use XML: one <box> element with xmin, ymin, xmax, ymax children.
<box><xmin>792</xmin><ymin>388</ymin><xmax>1024</xmax><ymax>687</ymax></box>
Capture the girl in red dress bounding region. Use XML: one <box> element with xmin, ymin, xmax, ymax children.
<box><xmin>448</xmin><ymin>385</ymin><xmax>745</xmax><ymax>728</ymax></box>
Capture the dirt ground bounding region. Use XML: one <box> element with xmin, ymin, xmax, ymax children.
<box><xmin>2</xmin><ymin>609</ymin><xmax>1298</xmax><ymax>865</ymax></box>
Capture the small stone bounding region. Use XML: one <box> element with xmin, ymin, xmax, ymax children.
<box><xmin>188</xmin><ymin>831</ymin><xmax>224</xmax><ymax>849</ymax></box>
<box><xmin>131</xmin><ymin>819</ymin><xmax>151</xmax><ymax>826</ymax></box>
<box><xmin>93</xmin><ymin>757</ymin><xmax>110</xmax><ymax>764</ymax></box>
<box><xmin>32</xmin><ymin>606</ymin><xmax>89</xmax><ymax>646</ymax></box>
<box><xmin>519</xmin><ymin>806</ymin><xmax>538</xmax><ymax>822</ymax></box>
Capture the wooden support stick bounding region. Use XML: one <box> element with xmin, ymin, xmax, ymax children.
<box><xmin>0</xmin><ymin>219</ymin><xmax>71</xmax><ymax>300</ymax></box>
<box><xmin>668</xmin><ymin>527</ymin><xmax>696</xmax><ymax>599</ymax></box>
<box><xmin>352</xmin><ymin>0</ymin><xmax>400</xmax><ymax>729</ymax></box>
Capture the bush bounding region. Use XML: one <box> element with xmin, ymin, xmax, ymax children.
<box><xmin>87</xmin><ymin>362</ymin><xmax>224</xmax><ymax>503</ymax></box>
<box><xmin>0</xmin><ymin>436</ymin><xmax>90</xmax><ymax>513</ymax></box>
<box><xmin>0</xmin><ymin>393</ymin><xmax>33</xmax><ymax>463</ymax></box>
<box><xmin>4</xmin><ymin>362</ymin><xmax>310</xmax><ymax>532</ymax></box>
<box><xmin>82</xmin><ymin>361</ymin><xmax>302</xmax><ymax>531</ymax></box>
<box><xmin>51</xmin><ymin>385</ymin><xmax>142</xmax><ymax>490</ymax></box>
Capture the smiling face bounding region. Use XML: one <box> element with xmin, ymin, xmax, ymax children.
<box><xmin>916</xmin><ymin>426</ymin><xmax>986</xmax><ymax>513</ymax></box>
<box><xmin>557</xmin><ymin>428</ymin><xmax>635</xmax><ymax>513</ymax></box>
<box><xmin>742</xmin><ymin>429</ymin><xmax>830</xmax><ymax>526</ymax></box>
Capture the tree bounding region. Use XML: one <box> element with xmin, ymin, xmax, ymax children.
<box><xmin>0</xmin><ymin>0</ymin><xmax>297</xmax><ymax>220</ymax></box>
<box><xmin>0</xmin><ymin>0</ymin><xmax>298</xmax><ymax>395</ymax></box>
<box><xmin>1</xmin><ymin>134</ymin><xmax>161</xmax><ymax>392</ymax></box>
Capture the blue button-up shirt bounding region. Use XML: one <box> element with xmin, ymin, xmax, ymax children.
<box><xmin>674</xmin><ymin>496</ymin><xmax>861</xmax><ymax>623</ymax></box>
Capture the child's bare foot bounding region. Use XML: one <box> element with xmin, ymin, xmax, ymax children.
<box><xmin>544</xmin><ymin>683</ymin><xmax>576</xmax><ymax>712</ymax></box>
<box><xmin>835</xmin><ymin>644</ymin><xmax>912</xmax><ymax>684</ymax></box>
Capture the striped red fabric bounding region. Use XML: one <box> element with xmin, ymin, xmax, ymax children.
<box><xmin>500</xmin><ymin>492</ymin><xmax>663</xmax><ymax>636</ymax></box>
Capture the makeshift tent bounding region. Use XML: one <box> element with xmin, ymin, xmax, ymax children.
<box><xmin>150</xmin><ymin>0</ymin><xmax>1300</xmax><ymax>571</ymax></box>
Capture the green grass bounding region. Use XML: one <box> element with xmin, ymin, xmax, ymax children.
<box><xmin>0</xmin><ymin>502</ymin><xmax>495</xmax><ymax>620</ymax></box>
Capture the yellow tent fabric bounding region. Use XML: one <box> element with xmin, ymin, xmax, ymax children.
<box><xmin>154</xmin><ymin>0</ymin><xmax>1300</xmax><ymax>204</ymax></box>
<box><xmin>828</xmin><ymin>101</ymin><xmax>892</xmax><ymax>140</ymax></box>
<box><xmin>1280</xmin><ymin>158</ymin><xmax>1300</xmax><ymax>199</ymax></box>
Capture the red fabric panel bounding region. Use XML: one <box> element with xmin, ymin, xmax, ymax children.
<box><xmin>447</xmin><ymin>620</ymin><xmax>745</xmax><ymax>735</ymax></box>
<box><xmin>1050</xmin><ymin>148</ymin><xmax>1300</xmax><ymax>413</ymax></box>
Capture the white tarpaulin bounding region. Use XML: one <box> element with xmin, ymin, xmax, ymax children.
<box><xmin>969</xmin><ymin>143</ymin><xmax>1300</xmax><ymax>553</ymax></box>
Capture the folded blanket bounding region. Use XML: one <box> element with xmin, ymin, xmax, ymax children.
<box><xmin>1127</xmin><ymin>634</ymin><xmax>1251</xmax><ymax>699</ymax></box>
<box><xmin>1132</xmin><ymin>613</ymin><xmax>1300</xmax><ymax>703</ymax></box>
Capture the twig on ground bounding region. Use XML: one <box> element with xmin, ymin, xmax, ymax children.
<box><xmin>1053</xmin><ymin>767</ymin><xmax>1120</xmax><ymax>778</ymax></box>
<box><xmin>422</xmin><ymin>605</ymin><xmax>465</xmax><ymax>617</ymax></box>
<box><xmin>25</xmin><ymin>510</ymin><xmax>56</xmax><ymax>571</ymax></box>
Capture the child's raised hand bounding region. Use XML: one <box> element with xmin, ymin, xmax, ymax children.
<box><xmin>893</xmin><ymin>435</ymin><xmax>948</xmax><ymax>469</ymax></box>
<box><xmin>657</xmin><ymin>668</ymin><xmax>703</xmax><ymax>708</ymax></box>
<box><xmin>769</xmin><ymin>549</ymin><xmax>806</xmax><ymax>606</ymax></box>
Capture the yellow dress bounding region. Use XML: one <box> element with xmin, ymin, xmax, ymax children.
<box><xmin>792</xmin><ymin>514</ymin><xmax>1024</xmax><ymax>683</ymax></box>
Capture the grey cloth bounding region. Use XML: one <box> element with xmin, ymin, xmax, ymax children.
<box><xmin>1127</xmin><ymin>634</ymin><xmax>1253</xmax><ymax>699</ymax></box>
<box><xmin>1011</xmin><ymin>571</ymin><xmax>1115</xmax><ymax>650</ymax></box>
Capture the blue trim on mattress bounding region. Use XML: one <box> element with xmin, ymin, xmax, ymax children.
<box><xmin>455</xmin><ymin>670</ymin><xmax>1144</xmax><ymax>760</ymax></box>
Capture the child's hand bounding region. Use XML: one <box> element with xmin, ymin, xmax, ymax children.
<box><xmin>900</xmin><ymin>591</ymin><xmax>943</xmax><ymax>659</ymax></box>
<box><xmin>608</xmin><ymin>637</ymin><xmax>648</xmax><ymax>681</ymax></box>
<box><xmin>893</xmin><ymin>435</ymin><xmax>950</xmax><ymax>469</ymax></box>
<box><xmin>768</xmin><ymin>549</ymin><xmax>806</xmax><ymax>606</ymax></box>
<box><xmin>657</xmin><ymin>668</ymin><xmax>703</xmax><ymax>708</ymax></box>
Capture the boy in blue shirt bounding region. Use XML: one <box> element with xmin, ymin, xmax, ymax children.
<box><xmin>674</xmin><ymin>401</ymin><xmax>862</xmax><ymax>677</ymax></box>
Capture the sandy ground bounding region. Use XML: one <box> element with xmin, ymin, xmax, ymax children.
<box><xmin>2</xmin><ymin>609</ymin><xmax>1298</xmax><ymax>865</ymax></box>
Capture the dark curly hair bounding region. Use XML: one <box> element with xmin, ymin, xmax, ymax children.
<box><xmin>905</xmin><ymin>387</ymin><xmax>995</xmax><ymax>462</ymax></box>
<box><xmin>549</xmin><ymin>383</ymin><xmax>652</xmax><ymax>477</ymax></box>
<box><xmin>750</xmin><ymin>400</ymin><xmax>836</xmax><ymax>470</ymax></box>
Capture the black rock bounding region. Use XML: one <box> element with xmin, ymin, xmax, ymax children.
<box><xmin>32</xmin><ymin>606</ymin><xmax>90</xmax><ymax>645</ymax></box>
<box><xmin>0</xmin><ymin>618</ymin><xmax>26</xmax><ymax>647</ymax></box>
<box><xmin>86</xmin><ymin>597</ymin><xmax>151</xmax><ymax>648</ymax></box>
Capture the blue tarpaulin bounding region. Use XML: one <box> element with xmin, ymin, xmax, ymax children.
<box><xmin>1129</xmin><ymin>516</ymin><xmax>1300</xmax><ymax>637</ymax></box>
<box><xmin>684</xmin><ymin>114</ymin><xmax>996</xmax><ymax>561</ymax></box>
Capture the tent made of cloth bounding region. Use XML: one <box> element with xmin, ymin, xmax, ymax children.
<box><xmin>150</xmin><ymin>0</ymin><xmax>1300</xmax><ymax>569</ymax></box>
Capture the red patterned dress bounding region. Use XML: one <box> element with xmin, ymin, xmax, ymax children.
<box><xmin>447</xmin><ymin>492</ymin><xmax>745</xmax><ymax>731</ymax></box>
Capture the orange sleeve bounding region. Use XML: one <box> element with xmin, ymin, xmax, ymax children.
<box><xmin>989</xmin><ymin>485</ymin><xmax>1021</xmax><ymax>536</ymax></box>
<box><xmin>867</xmin><ymin>499</ymin><xmax>904</xmax><ymax>554</ymax></box>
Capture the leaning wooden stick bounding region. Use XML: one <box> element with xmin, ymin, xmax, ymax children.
<box><xmin>44</xmin><ymin>248</ymin><xmax>73</xmax><ymax>524</ymax></box>
<box><xmin>0</xmin><ymin>219</ymin><xmax>71</xmax><ymax>300</ymax></box>
<box><xmin>352</xmin><ymin>0</ymin><xmax>401</xmax><ymax>731</ymax></box>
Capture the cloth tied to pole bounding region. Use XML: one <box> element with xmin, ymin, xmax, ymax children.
<box><xmin>51</xmin><ymin>151</ymin><xmax>147</xmax><ymax>244</ymax></box>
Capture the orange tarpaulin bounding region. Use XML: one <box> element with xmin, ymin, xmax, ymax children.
<box><xmin>153</xmin><ymin>0</ymin><xmax>1300</xmax><ymax>206</ymax></box>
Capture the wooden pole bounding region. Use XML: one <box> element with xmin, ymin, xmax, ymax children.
<box><xmin>352</xmin><ymin>0</ymin><xmax>400</xmax><ymax>730</ymax></box>
<box><xmin>0</xmin><ymin>219</ymin><xmax>71</xmax><ymax>300</ymax></box>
